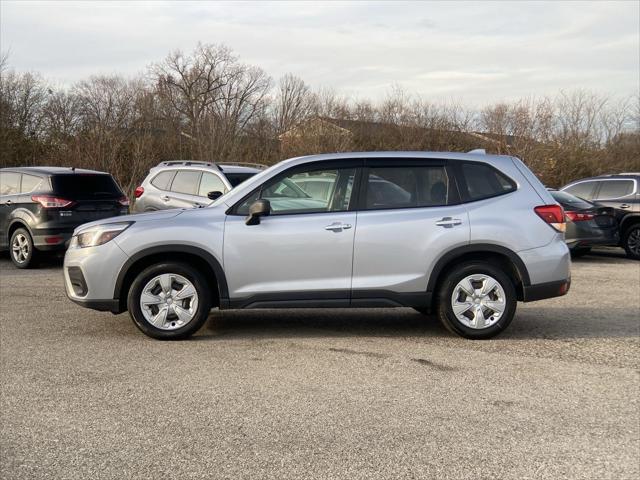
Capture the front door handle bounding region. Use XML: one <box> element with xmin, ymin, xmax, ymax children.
<box><xmin>325</xmin><ymin>222</ymin><xmax>352</xmax><ymax>232</ymax></box>
<box><xmin>620</xmin><ymin>204</ymin><xmax>630</xmax><ymax>209</ymax></box>
<box><xmin>435</xmin><ymin>217</ymin><xmax>462</xmax><ymax>228</ymax></box>
<box><xmin>3</xmin><ymin>200</ymin><xmax>11</xmax><ymax>206</ymax></box>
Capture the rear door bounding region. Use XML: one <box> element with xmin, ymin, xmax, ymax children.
<box><xmin>592</xmin><ymin>179</ymin><xmax>638</xmax><ymax>213</ymax></box>
<box><xmin>0</xmin><ymin>171</ymin><xmax>22</xmax><ymax>248</ymax></box>
<box><xmin>165</xmin><ymin>170</ymin><xmax>204</xmax><ymax>208</ymax></box>
<box><xmin>351</xmin><ymin>159</ymin><xmax>469</xmax><ymax>295</ymax></box>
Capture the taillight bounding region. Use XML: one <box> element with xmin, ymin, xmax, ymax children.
<box><xmin>134</xmin><ymin>186</ymin><xmax>144</xmax><ymax>198</ymax></box>
<box><xmin>31</xmin><ymin>195</ymin><xmax>74</xmax><ymax>208</ymax></box>
<box><xmin>118</xmin><ymin>196</ymin><xmax>130</xmax><ymax>206</ymax></box>
<box><xmin>534</xmin><ymin>205</ymin><xmax>566</xmax><ymax>232</ymax></box>
<box><xmin>565</xmin><ymin>211</ymin><xmax>594</xmax><ymax>222</ymax></box>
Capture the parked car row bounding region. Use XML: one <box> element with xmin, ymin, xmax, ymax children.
<box><xmin>560</xmin><ymin>173</ymin><xmax>640</xmax><ymax>259</ymax></box>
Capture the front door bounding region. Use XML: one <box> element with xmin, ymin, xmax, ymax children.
<box><xmin>223</xmin><ymin>162</ymin><xmax>359</xmax><ymax>306</ymax></box>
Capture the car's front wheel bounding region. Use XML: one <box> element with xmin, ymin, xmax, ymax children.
<box><xmin>10</xmin><ymin>228</ymin><xmax>36</xmax><ymax>269</ymax></box>
<box><xmin>436</xmin><ymin>261</ymin><xmax>517</xmax><ymax>339</ymax></box>
<box><xmin>622</xmin><ymin>223</ymin><xmax>640</xmax><ymax>260</ymax></box>
<box><xmin>127</xmin><ymin>262</ymin><xmax>212</xmax><ymax>339</ymax></box>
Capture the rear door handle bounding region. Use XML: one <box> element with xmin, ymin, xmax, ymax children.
<box><xmin>325</xmin><ymin>222</ymin><xmax>352</xmax><ymax>232</ymax></box>
<box><xmin>3</xmin><ymin>200</ymin><xmax>11</xmax><ymax>206</ymax></box>
<box><xmin>435</xmin><ymin>217</ymin><xmax>462</xmax><ymax>228</ymax></box>
<box><xmin>160</xmin><ymin>195</ymin><xmax>170</xmax><ymax>202</ymax></box>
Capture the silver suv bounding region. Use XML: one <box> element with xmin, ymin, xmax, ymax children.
<box><xmin>132</xmin><ymin>161</ymin><xmax>264</xmax><ymax>212</ymax></box>
<box><xmin>64</xmin><ymin>151</ymin><xmax>571</xmax><ymax>340</ymax></box>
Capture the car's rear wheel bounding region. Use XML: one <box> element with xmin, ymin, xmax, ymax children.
<box><xmin>127</xmin><ymin>262</ymin><xmax>212</xmax><ymax>339</ymax></box>
<box><xmin>622</xmin><ymin>224</ymin><xmax>640</xmax><ymax>260</ymax></box>
<box><xmin>10</xmin><ymin>228</ymin><xmax>36</xmax><ymax>269</ymax></box>
<box><xmin>436</xmin><ymin>261</ymin><xmax>517</xmax><ymax>339</ymax></box>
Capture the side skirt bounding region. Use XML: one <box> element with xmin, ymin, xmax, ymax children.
<box><xmin>223</xmin><ymin>290</ymin><xmax>432</xmax><ymax>310</ymax></box>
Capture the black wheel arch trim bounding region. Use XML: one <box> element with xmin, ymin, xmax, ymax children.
<box><xmin>113</xmin><ymin>245</ymin><xmax>229</xmax><ymax>304</ymax></box>
<box><xmin>426</xmin><ymin>243</ymin><xmax>532</xmax><ymax>292</ymax></box>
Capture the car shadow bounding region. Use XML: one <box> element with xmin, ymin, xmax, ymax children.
<box><xmin>191</xmin><ymin>303</ymin><xmax>638</xmax><ymax>342</ymax></box>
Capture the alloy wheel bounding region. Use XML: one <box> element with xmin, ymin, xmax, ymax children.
<box><xmin>139</xmin><ymin>273</ymin><xmax>199</xmax><ymax>330</ymax></box>
<box><xmin>451</xmin><ymin>274</ymin><xmax>507</xmax><ymax>329</ymax></box>
<box><xmin>11</xmin><ymin>233</ymin><xmax>30</xmax><ymax>264</ymax></box>
<box><xmin>627</xmin><ymin>227</ymin><xmax>640</xmax><ymax>257</ymax></box>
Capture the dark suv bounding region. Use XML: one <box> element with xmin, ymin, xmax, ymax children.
<box><xmin>0</xmin><ymin>167</ymin><xmax>129</xmax><ymax>268</ymax></box>
<box><xmin>561</xmin><ymin>173</ymin><xmax>640</xmax><ymax>259</ymax></box>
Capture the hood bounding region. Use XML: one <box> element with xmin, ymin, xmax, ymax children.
<box><xmin>73</xmin><ymin>209</ymin><xmax>184</xmax><ymax>234</ymax></box>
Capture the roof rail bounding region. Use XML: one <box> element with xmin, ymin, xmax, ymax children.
<box><xmin>467</xmin><ymin>149</ymin><xmax>486</xmax><ymax>155</ymax></box>
<box><xmin>218</xmin><ymin>162</ymin><xmax>269</xmax><ymax>170</ymax></box>
<box><xmin>156</xmin><ymin>160</ymin><xmax>219</xmax><ymax>169</ymax></box>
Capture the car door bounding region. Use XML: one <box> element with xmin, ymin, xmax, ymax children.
<box><xmin>0</xmin><ymin>171</ymin><xmax>22</xmax><ymax>249</ymax></box>
<box><xmin>591</xmin><ymin>179</ymin><xmax>638</xmax><ymax>213</ymax></box>
<box><xmin>351</xmin><ymin>160</ymin><xmax>469</xmax><ymax>296</ymax></box>
<box><xmin>223</xmin><ymin>161</ymin><xmax>360</xmax><ymax>305</ymax></box>
<box><xmin>165</xmin><ymin>170</ymin><xmax>204</xmax><ymax>209</ymax></box>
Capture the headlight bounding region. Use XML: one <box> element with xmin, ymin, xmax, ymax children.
<box><xmin>70</xmin><ymin>222</ymin><xmax>133</xmax><ymax>248</ymax></box>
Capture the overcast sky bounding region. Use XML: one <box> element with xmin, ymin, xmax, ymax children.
<box><xmin>1</xmin><ymin>0</ymin><xmax>638</xmax><ymax>105</ymax></box>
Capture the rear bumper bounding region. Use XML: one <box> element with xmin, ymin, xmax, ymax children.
<box><xmin>523</xmin><ymin>278</ymin><xmax>571</xmax><ymax>302</ymax></box>
<box><xmin>32</xmin><ymin>229</ymin><xmax>73</xmax><ymax>250</ymax></box>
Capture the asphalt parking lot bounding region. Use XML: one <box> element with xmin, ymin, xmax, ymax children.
<box><xmin>0</xmin><ymin>249</ymin><xmax>638</xmax><ymax>479</ymax></box>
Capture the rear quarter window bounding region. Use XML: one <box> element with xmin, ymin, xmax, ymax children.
<box><xmin>21</xmin><ymin>174</ymin><xmax>44</xmax><ymax>193</ymax></box>
<box><xmin>151</xmin><ymin>170</ymin><xmax>176</xmax><ymax>190</ymax></box>
<box><xmin>459</xmin><ymin>162</ymin><xmax>516</xmax><ymax>201</ymax></box>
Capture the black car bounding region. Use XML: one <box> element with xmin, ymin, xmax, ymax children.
<box><xmin>0</xmin><ymin>167</ymin><xmax>129</xmax><ymax>268</ymax></box>
<box><xmin>561</xmin><ymin>173</ymin><xmax>639</xmax><ymax>259</ymax></box>
<box><xmin>549</xmin><ymin>190</ymin><xmax>619</xmax><ymax>256</ymax></box>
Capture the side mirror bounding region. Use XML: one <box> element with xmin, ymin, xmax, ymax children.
<box><xmin>245</xmin><ymin>199</ymin><xmax>271</xmax><ymax>225</ymax></box>
<box><xmin>207</xmin><ymin>191</ymin><xmax>224</xmax><ymax>201</ymax></box>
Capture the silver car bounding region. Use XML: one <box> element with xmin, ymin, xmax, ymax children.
<box><xmin>64</xmin><ymin>151</ymin><xmax>571</xmax><ymax>340</ymax></box>
<box><xmin>132</xmin><ymin>161</ymin><xmax>264</xmax><ymax>212</ymax></box>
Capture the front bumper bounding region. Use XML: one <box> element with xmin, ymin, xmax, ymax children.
<box><xmin>63</xmin><ymin>240</ymin><xmax>129</xmax><ymax>313</ymax></box>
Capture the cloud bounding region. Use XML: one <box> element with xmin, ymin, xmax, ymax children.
<box><xmin>1</xmin><ymin>0</ymin><xmax>637</xmax><ymax>104</ymax></box>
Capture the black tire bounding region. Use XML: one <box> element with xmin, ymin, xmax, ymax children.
<box><xmin>127</xmin><ymin>262</ymin><xmax>212</xmax><ymax>340</ymax></box>
<box><xmin>436</xmin><ymin>261</ymin><xmax>517</xmax><ymax>339</ymax></box>
<box><xmin>622</xmin><ymin>223</ymin><xmax>640</xmax><ymax>260</ymax></box>
<box><xmin>9</xmin><ymin>228</ymin><xmax>36</xmax><ymax>269</ymax></box>
<box><xmin>570</xmin><ymin>247</ymin><xmax>592</xmax><ymax>258</ymax></box>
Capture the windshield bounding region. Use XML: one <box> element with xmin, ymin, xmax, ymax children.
<box><xmin>551</xmin><ymin>190</ymin><xmax>593</xmax><ymax>209</ymax></box>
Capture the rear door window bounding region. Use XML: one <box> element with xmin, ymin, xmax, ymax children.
<box><xmin>170</xmin><ymin>171</ymin><xmax>201</xmax><ymax>195</ymax></box>
<box><xmin>0</xmin><ymin>172</ymin><xmax>21</xmax><ymax>196</ymax></box>
<box><xmin>198</xmin><ymin>173</ymin><xmax>227</xmax><ymax>197</ymax></box>
<box><xmin>151</xmin><ymin>170</ymin><xmax>176</xmax><ymax>190</ymax></box>
<box><xmin>459</xmin><ymin>163</ymin><xmax>516</xmax><ymax>201</ymax></box>
<box><xmin>21</xmin><ymin>174</ymin><xmax>43</xmax><ymax>193</ymax></box>
<box><xmin>364</xmin><ymin>166</ymin><xmax>452</xmax><ymax>210</ymax></box>
<box><xmin>564</xmin><ymin>181</ymin><xmax>598</xmax><ymax>200</ymax></box>
<box><xmin>594</xmin><ymin>180</ymin><xmax>635</xmax><ymax>199</ymax></box>
<box><xmin>51</xmin><ymin>174</ymin><xmax>122</xmax><ymax>198</ymax></box>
